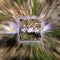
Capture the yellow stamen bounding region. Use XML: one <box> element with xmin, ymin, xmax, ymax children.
<box><xmin>9</xmin><ymin>28</ymin><xmax>15</xmax><ymax>32</ymax></box>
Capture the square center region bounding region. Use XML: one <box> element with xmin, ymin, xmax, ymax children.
<box><xmin>19</xmin><ymin>18</ymin><xmax>41</xmax><ymax>41</ymax></box>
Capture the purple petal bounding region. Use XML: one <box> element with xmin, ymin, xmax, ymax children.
<box><xmin>41</xmin><ymin>20</ymin><xmax>46</xmax><ymax>27</ymax></box>
<box><xmin>43</xmin><ymin>23</ymin><xmax>51</xmax><ymax>32</ymax></box>
<box><xmin>9</xmin><ymin>21</ymin><xmax>19</xmax><ymax>31</ymax></box>
<box><xmin>9</xmin><ymin>21</ymin><xmax>16</xmax><ymax>28</ymax></box>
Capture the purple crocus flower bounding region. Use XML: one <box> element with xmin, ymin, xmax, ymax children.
<box><xmin>2</xmin><ymin>21</ymin><xmax>19</xmax><ymax>34</ymax></box>
<box><xmin>41</xmin><ymin>20</ymin><xmax>51</xmax><ymax>34</ymax></box>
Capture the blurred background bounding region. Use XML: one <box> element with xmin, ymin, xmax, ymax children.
<box><xmin>0</xmin><ymin>0</ymin><xmax>60</xmax><ymax>60</ymax></box>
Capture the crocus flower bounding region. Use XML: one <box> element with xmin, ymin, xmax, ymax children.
<box><xmin>41</xmin><ymin>20</ymin><xmax>51</xmax><ymax>34</ymax></box>
<box><xmin>1</xmin><ymin>21</ymin><xmax>18</xmax><ymax>34</ymax></box>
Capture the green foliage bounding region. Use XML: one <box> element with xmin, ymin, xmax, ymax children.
<box><xmin>36</xmin><ymin>24</ymin><xmax>40</xmax><ymax>28</ymax></box>
<box><xmin>32</xmin><ymin>0</ymin><xmax>40</xmax><ymax>15</ymax></box>
<box><xmin>0</xmin><ymin>14</ymin><xmax>7</xmax><ymax>19</ymax></box>
<box><xmin>20</xmin><ymin>32</ymin><xmax>33</xmax><ymax>40</ymax></box>
<box><xmin>52</xmin><ymin>30</ymin><xmax>60</xmax><ymax>38</ymax></box>
<box><xmin>21</xmin><ymin>43</ymin><xmax>56</xmax><ymax>60</ymax></box>
<box><xmin>16</xmin><ymin>0</ymin><xmax>25</xmax><ymax>5</ymax></box>
<box><xmin>0</xmin><ymin>13</ymin><xmax>11</xmax><ymax>20</ymax></box>
<box><xmin>24</xmin><ymin>20</ymin><xmax>28</xmax><ymax>26</ymax></box>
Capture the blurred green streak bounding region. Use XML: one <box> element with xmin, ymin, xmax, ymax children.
<box><xmin>32</xmin><ymin>0</ymin><xmax>40</xmax><ymax>15</ymax></box>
